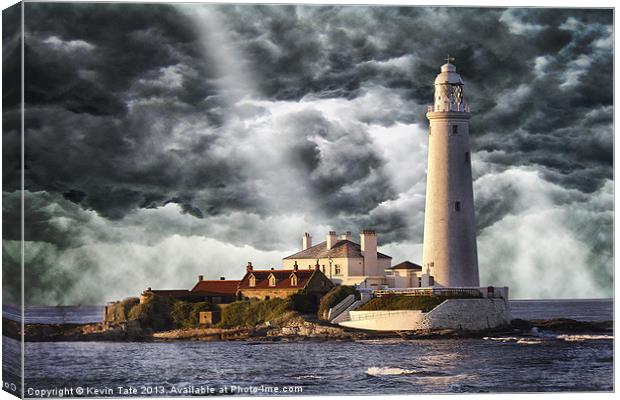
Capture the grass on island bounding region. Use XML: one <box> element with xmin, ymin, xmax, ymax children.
<box><xmin>106</xmin><ymin>291</ymin><xmax>322</xmax><ymax>331</ymax></box>
<box><xmin>218</xmin><ymin>291</ymin><xmax>321</xmax><ymax>329</ymax></box>
<box><xmin>108</xmin><ymin>296</ymin><xmax>214</xmax><ymax>331</ymax></box>
<box><xmin>317</xmin><ymin>285</ymin><xmax>360</xmax><ymax>321</ymax></box>
<box><xmin>218</xmin><ymin>298</ymin><xmax>293</xmax><ymax>328</ymax></box>
<box><xmin>357</xmin><ymin>294</ymin><xmax>480</xmax><ymax>313</ymax></box>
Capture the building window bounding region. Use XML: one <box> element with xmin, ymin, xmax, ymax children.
<box><xmin>265</xmin><ymin>296</ymin><xmax>270</xmax><ymax>300</ymax></box>
<box><xmin>465</xmin><ymin>152</ymin><xmax>470</xmax><ymax>162</ymax></box>
<box><xmin>334</xmin><ymin>265</ymin><xmax>341</xmax><ymax>275</ymax></box>
<box><xmin>417</xmin><ymin>277</ymin><xmax>422</xmax><ymax>287</ymax></box>
<box><xmin>249</xmin><ymin>276</ymin><xmax>256</xmax><ymax>287</ymax></box>
<box><xmin>269</xmin><ymin>275</ymin><xmax>276</xmax><ymax>287</ymax></box>
<box><xmin>429</xmin><ymin>276</ymin><xmax>435</xmax><ymax>286</ymax></box>
<box><xmin>452</xmin><ymin>125</ymin><xmax>458</xmax><ymax>135</ymax></box>
<box><xmin>455</xmin><ymin>201</ymin><xmax>461</xmax><ymax>211</ymax></box>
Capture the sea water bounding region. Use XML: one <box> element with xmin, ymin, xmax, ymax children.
<box><xmin>2</xmin><ymin>299</ymin><xmax>614</xmax><ymax>395</ymax></box>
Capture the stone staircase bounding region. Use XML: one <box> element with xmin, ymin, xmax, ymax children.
<box><xmin>330</xmin><ymin>292</ymin><xmax>373</xmax><ymax>324</ymax></box>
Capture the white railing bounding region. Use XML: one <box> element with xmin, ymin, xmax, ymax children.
<box><xmin>373</xmin><ymin>286</ymin><xmax>509</xmax><ymax>299</ymax></box>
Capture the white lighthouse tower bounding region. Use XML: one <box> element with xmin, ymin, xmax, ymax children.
<box><xmin>422</xmin><ymin>57</ymin><xmax>480</xmax><ymax>287</ymax></box>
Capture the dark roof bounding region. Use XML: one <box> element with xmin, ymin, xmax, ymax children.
<box><xmin>283</xmin><ymin>240</ymin><xmax>392</xmax><ymax>260</ymax></box>
<box><xmin>389</xmin><ymin>261</ymin><xmax>423</xmax><ymax>270</ymax></box>
<box><xmin>238</xmin><ymin>269</ymin><xmax>316</xmax><ymax>290</ymax></box>
<box><xmin>191</xmin><ymin>280</ymin><xmax>240</xmax><ymax>296</ymax></box>
<box><xmin>147</xmin><ymin>290</ymin><xmax>196</xmax><ymax>297</ymax></box>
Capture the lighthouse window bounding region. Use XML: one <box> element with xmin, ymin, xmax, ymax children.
<box><xmin>465</xmin><ymin>152</ymin><xmax>470</xmax><ymax>162</ymax></box>
<box><xmin>455</xmin><ymin>201</ymin><xmax>461</xmax><ymax>211</ymax></box>
<box><xmin>452</xmin><ymin>125</ymin><xmax>459</xmax><ymax>135</ymax></box>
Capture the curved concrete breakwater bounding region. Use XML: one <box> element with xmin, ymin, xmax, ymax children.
<box><xmin>340</xmin><ymin>298</ymin><xmax>512</xmax><ymax>331</ymax></box>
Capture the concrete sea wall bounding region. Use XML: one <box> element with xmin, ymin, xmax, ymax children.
<box><xmin>339</xmin><ymin>298</ymin><xmax>511</xmax><ymax>331</ymax></box>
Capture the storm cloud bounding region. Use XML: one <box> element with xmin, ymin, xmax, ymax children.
<box><xmin>2</xmin><ymin>4</ymin><xmax>612</xmax><ymax>303</ymax></box>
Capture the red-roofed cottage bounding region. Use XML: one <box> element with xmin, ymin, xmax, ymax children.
<box><xmin>191</xmin><ymin>276</ymin><xmax>241</xmax><ymax>304</ymax></box>
<box><xmin>238</xmin><ymin>262</ymin><xmax>334</xmax><ymax>300</ymax></box>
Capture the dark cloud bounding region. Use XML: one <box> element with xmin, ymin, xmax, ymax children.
<box><xmin>2</xmin><ymin>4</ymin><xmax>612</xmax><ymax>303</ymax></box>
<box><xmin>13</xmin><ymin>4</ymin><xmax>612</xmax><ymax>220</ymax></box>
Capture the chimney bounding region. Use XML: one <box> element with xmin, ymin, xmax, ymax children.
<box><xmin>360</xmin><ymin>230</ymin><xmax>378</xmax><ymax>275</ymax></box>
<box><xmin>147</xmin><ymin>287</ymin><xmax>152</xmax><ymax>291</ymax></box>
<box><xmin>326</xmin><ymin>231</ymin><xmax>337</xmax><ymax>250</ymax></box>
<box><xmin>293</xmin><ymin>261</ymin><xmax>299</xmax><ymax>271</ymax></box>
<box><xmin>315</xmin><ymin>260</ymin><xmax>320</xmax><ymax>270</ymax></box>
<box><xmin>198</xmin><ymin>275</ymin><xmax>204</xmax><ymax>282</ymax></box>
<box><xmin>339</xmin><ymin>231</ymin><xmax>352</xmax><ymax>241</ymax></box>
<box><xmin>303</xmin><ymin>232</ymin><xmax>312</xmax><ymax>250</ymax></box>
<box><xmin>246</xmin><ymin>262</ymin><xmax>253</xmax><ymax>272</ymax></box>
<box><xmin>220</xmin><ymin>276</ymin><xmax>225</xmax><ymax>280</ymax></box>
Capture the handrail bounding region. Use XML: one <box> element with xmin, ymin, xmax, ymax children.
<box><xmin>327</xmin><ymin>294</ymin><xmax>355</xmax><ymax>321</ymax></box>
<box><xmin>333</xmin><ymin>293</ymin><xmax>373</xmax><ymax>323</ymax></box>
<box><xmin>374</xmin><ymin>287</ymin><xmax>483</xmax><ymax>298</ymax></box>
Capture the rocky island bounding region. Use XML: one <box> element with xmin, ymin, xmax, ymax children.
<box><xmin>4</xmin><ymin>286</ymin><xmax>613</xmax><ymax>343</ymax></box>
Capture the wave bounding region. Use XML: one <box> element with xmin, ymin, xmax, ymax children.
<box><xmin>516</xmin><ymin>339</ymin><xmax>542</xmax><ymax>345</ymax></box>
<box><xmin>295</xmin><ymin>375</ymin><xmax>323</xmax><ymax>380</ymax></box>
<box><xmin>366</xmin><ymin>367</ymin><xmax>417</xmax><ymax>376</ymax></box>
<box><xmin>483</xmin><ymin>336</ymin><xmax>520</xmax><ymax>342</ymax></box>
<box><xmin>483</xmin><ymin>337</ymin><xmax>541</xmax><ymax>344</ymax></box>
<box><xmin>557</xmin><ymin>334</ymin><xmax>613</xmax><ymax>342</ymax></box>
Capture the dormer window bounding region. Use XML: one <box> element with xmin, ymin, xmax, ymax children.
<box><xmin>291</xmin><ymin>274</ymin><xmax>298</xmax><ymax>286</ymax></box>
<box><xmin>249</xmin><ymin>275</ymin><xmax>256</xmax><ymax>287</ymax></box>
<box><xmin>268</xmin><ymin>274</ymin><xmax>277</xmax><ymax>287</ymax></box>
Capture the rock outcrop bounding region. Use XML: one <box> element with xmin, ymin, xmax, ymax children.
<box><xmin>4</xmin><ymin>316</ymin><xmax>612</xmax><ymax>343</ymax></box>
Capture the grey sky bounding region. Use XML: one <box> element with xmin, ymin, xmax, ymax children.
<box><xmin>2</xmin><ymin>4</ymin><xmax>612</xmax><ymax>304</ymax></box>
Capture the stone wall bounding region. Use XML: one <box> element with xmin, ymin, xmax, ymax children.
<box><xmin>422</xmin><ymin>298</ymin><xmax>511</xmax><ymax>330</ymax></box>
<box><xmin>238</xmin><ymin>288</ymin><xmax>299</xmax><ymax>300</ymax></box>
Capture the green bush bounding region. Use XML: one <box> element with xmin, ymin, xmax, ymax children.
<box><xmin>127</xmin><ymin>303</ymin><xmax>149</xmax><ymax>323</ymax></box>
<box><xmin>357</xmin><ymin>294</ymin><xmax>479</xmax><ymax>312</ymax></box>
<box><xmin>170</xmin><ymin>301</ymin><xmax>212</xmax><ymax>328</ymax></box>
<box><xmin>127</xmin><ymin>298</ymin><xmax>213</xmax><ymax>330</ymax></box>
<box><xmin>290</xmin><ymin>291</ymin><xmax>320</xmax><ymax>314</ymax></box>
<box><xmin>127</xmin><ymin>295</ymin><xmax>175</xmax><ymax>331</ymax></box>
<box><xmin>170</xmin><ymin>301</ymin><xmax>194</xmax><ymax>328</ymax></box>
<box><xmin>110</xmin><ymin>297</ymin><xmax>140</xmax><ymax>322</ymax></box>
<box><xmin>317</xmin><ymin>286</ymin><xmax>359</xmax><ymax>320</ymax></box>
<box><xmin>219</xmin><ymin>298</ymin><xmax>293</xmax><ymax>328</ymax></box>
